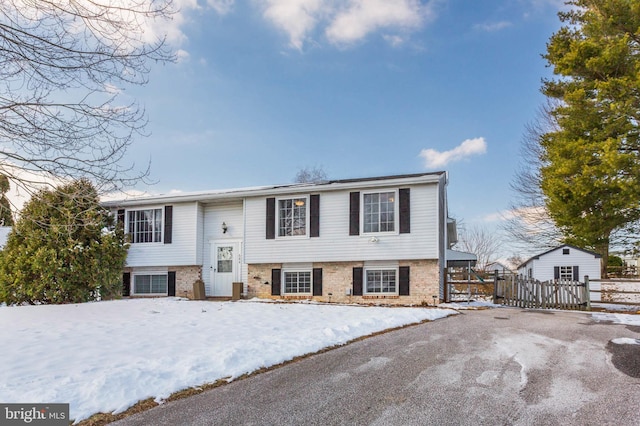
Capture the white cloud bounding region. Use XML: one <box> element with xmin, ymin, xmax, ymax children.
<box><xmin>139</xmin><ymin>0</ymin><xmax>235</xmax><ymax>59</ymax></box>
<box><xmin>482</xmin><ymin>206</ymin><xmax>545</xmax><ymax>223</ymax></box>
<box><xmin>258</xmin><ymin>0</ymin><xmax>435</xmax><ymax>50</ymax></box>
<box><xmin>175</xmin><ymin>49</ymin><xmax>191</xmax><ymax>63</ymax></box>
<box><xmin>483</xmin><ymin>211</ymin><xmax>509</xmax><ymax>223</ymax></box>
<box><xmin>103</xmin><ymin>83</ymin><xmax>121</xmax><ymax>95</ymax></box>
<box><xmin>419</xmin><ymin>137</ymin><xmax>487</xmax><ymax>169</ymax></box>
<box><xmin>496</xmin><ymin>206</ymin><xmax>552</xmax><ymax>227</ymax></box>
<box><xmin>383</xmin><ymin>34</ymin><xmax>405</xmax><ymax>47</ymax></box>
<box><xmin>14</xmin><ymin>0</ymin><xmax>431</xmax><ymax>56</ymax></box>
<box><xmin>1</xmin><ymin>164</ymin><xmax>64</xmax><ymax>213</ymax></box>
<box><xmin>207</xmin><ymin>0</ymin><xmax>236</xmax><ymax>15</ymax></box>
<box><xmin>149</xmin><ymin>0</ymin><xmax>203</xmax><ymax>48</ymax></box>
<box><xmin>326</xmin><ymin>0</ymin><xmax>431</xmax><ymax>46</ymax></box>
<box><xmin>473</xmin><ymin>21</ymin><xmax>512</xmax><ymax>32</ymax></box>
<box><xmin>259</xmin><ymin>0</ymin><xmax>325</xmax><ymax>50</ymax></box>
<box><xmin>114</xmin><ymin>0</ymin><xmax>233</xmax><ymax>53</ymax></box>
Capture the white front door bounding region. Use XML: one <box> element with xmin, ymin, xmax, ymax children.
<box><xmin>211</xmin><ymin>241</ymin><xmax>239</xmax><ymax>297</ymax></box>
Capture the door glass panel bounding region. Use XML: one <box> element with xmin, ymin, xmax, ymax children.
<box><xmin>217</xmin><ymin>246</ymin><xmax>233</xmax><ymax>273</ymax></box>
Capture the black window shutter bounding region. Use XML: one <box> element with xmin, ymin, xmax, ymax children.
<box><xmin>349</xmin><ymin>192</ymin><xmax>360</xmax><ymax>236</ymax></box>
<box><xmin>266</xmin><ymin>198</ymin><xmax>276</xmax><ymax>239</ymax></box>
<box><xmin>164</xmin><ymin>206</ymin><xmax>173</xmax><ymax>244</ymax></box>
<box><xmin>122</xmin><ymin>272</ymin><xmax>131</xmax><ymax>297</ymax></box>
<box><xmin>310</xmin><ymin>195</ymin><xmax>320</xmax><ymax>238</ymax></box>
<box><xmin>313</xmin><ymin>268</ymin><xmax>323</xmax><ymax>296</ymax></box>
<box><xmin>168</xmin><ymin>271</ymin><xmax>176</xmax><ymax>296</ymax></box>
<box><xmin>573</xmin><ymin>266</ymin><xmax>579</xmax><ymax>281</ymax></box>
<box><xmin>353</xmin><ymin>267</ymin><xmax>363</xmax><ymax>296</ymax></box>
<box><xmin>271</xmin><ymin>269</ymin><xmax>281</xmax><ymax>296</ymax></box>
<box><xmin>399</xmin><ymin>266</ymin><xmax>410</xmax><ymax>296</ymax></box>
<box><xmin>554</xmin><ymin>266</ymin><xmax>560</xmax><ymax>280</ymax></box>
<box><xmin>399</xmin><ymin>188</ymin><xmax>410</xmax><ymax>234</ymax></box>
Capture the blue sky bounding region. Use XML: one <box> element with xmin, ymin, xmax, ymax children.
<box><xmin>120</xmin><ymin>0</ymin><xmax>565</xmax><ymax>254</ymax></box>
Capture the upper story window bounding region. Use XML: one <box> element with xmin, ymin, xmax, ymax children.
<box><xmin>128</xmin><ymin>208</ymin><xmax>162</xmax><ymax>243</ymax></box>
<box><xmin>278</xmin><ymin>197</ymin><xmax>307</xmax><ymax>237</ymax></box>
<box><xmin>362</xmin><ymin>191</ymin><xmax>396</xmax><ymax>234</ymax></box>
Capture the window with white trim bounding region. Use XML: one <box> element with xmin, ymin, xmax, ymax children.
<box><xmin>559</xmin><ymin>266</ymin><xmax>574</xmax><ymax>280</ymax></box>
<box><xmin>127</xmin><ymin>209</ymin><xmax>162</xmax><ymax>243</ymax></box>
<box><xmin>365</xmin><ymin>268</ymin><xmax>397</xmax><ymax>295</ymax></box>
<box><xmin>278</xmin><ymin>197</ymin><xmax>307</xmax><ymax>237</ymax></box>
<box><xmin>283</xmin><ymin>270</ymin><xmax>312</xmax><ymax>294</ymax></box>
<box><xmin>362</xmin><ymin>191</ymin><xmax>396</xmax><ymax>233</ymax></box>
<box><xmin>133</xmin><ymin>274</ymin><xmax>168</xmax><ymax>295</ymax></box>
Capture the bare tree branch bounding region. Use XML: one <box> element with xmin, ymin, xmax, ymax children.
<box><xmin>454</xmin><ymin>223</ymin><xmax>501</xmax><ymax>271</ymax></box>
<box><xmin>501</xmin><ymin>102</ymin><xmax>564</xmax><ymax>253</ymax></box>
<box><xmin>294</xmin><ymin>166</ymin><xmax>328</xmax><ymax>184</ymax></box>
<box><xmin>0</xmin><ymin>0</ymin><xmax>175</xmax><ymax>197</ymax></box>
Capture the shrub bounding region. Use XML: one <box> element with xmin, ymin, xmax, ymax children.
<box><xmin>0</xmin><ymin>179</ymin><xmax>128</xmax><ymax>304</ymax></box>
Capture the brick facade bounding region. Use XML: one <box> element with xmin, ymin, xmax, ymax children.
<box><xmin>124</xmin><ymin>266</ymin><xmax>202</xmax><ymax>298</ymax></box>
<box><xmin>247</xmin><ymin>259</ymin><xmax>441</xmax><ymax>306</ymax></box>
<box><xmin>173</xmin><ymin>266</ymin><xmax>203</xmax><ymax>299</ymax></box>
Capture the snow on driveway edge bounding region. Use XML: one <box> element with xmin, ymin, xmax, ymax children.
<box><xmin>0</xmin><ymin>298</ymin><xmax>457</xmax><ymax>422</ymax></box>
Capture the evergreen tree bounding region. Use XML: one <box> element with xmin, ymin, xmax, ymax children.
<box><xmin>0</xmin><ymin>175</ymin><xmax>13</xmax><ymax>226</ymax></box>
<box><xmin>0</xmin><ymin>179</ymin><xmax>128</xmax><ymax>304</ymax></box>
<box><xmin>540</xmin><ymin>0</ymin><xmax>640</xmax><ymax>274</ymax></box>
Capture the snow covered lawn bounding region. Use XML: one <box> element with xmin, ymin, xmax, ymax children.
<box><xmin>0</xmin><ymin>298</ymin><xmax>455</xmax><ymax>423</ymax></box>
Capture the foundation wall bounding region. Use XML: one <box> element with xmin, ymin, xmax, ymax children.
<box><xmin>247</xmin><ymin>259</ymin><xmax>440</xmax><ymax>306</ymax></box>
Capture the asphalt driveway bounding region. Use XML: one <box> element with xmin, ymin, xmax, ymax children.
<box><xmin>114</xmin><ymin>308</ymin><xmax>640</xmax><ymax>425</ymax></box>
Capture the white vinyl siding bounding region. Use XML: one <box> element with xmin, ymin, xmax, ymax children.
<box><xmin>244</xmin><ymin>184</ymin><xmax>440</xmax><ymax>264</ymax></box>
<box><xmin>202</xmin><ymin>201</ymin><xmax>247</xmax><ymax>297</ymax></box>
<box><xmin>124</xmin><ymin>203</ymin><xmax>199</xmax><ymax>267</ymax></box>
<box><xmin>518</xmin><ymin>246</ymin><xmax>601</xmax><ymax>282</ymax></box>
<box><xmin>195</xmin><ymin>202</ymin><xmax>204</xmax><ymax>266</ymax></box>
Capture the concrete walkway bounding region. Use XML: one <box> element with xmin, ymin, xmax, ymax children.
<box><xmin>114</xmin><ymin>308</ymin><xmax>640</xmax><ymax>425</ymax></box>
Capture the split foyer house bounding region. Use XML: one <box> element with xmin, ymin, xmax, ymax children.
<box><xmin>104</xmin><ymin>172</ymin><xmax>459</xmax><ymax>305</ymax></box>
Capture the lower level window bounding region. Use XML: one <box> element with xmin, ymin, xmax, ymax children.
<box><xmin>365</xmin><ymin>269</ymin><xmax>397</xmax><ymax>294</ymax></box>
<box><xmin>134</xmin><ymin>274</ymin><xmax>168</xmax><ymax>295</ymax></box>
<box><xmin>284</xmin><ymin>271</ymin><xmax>311</xmax><ymax>294</ymax></box>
